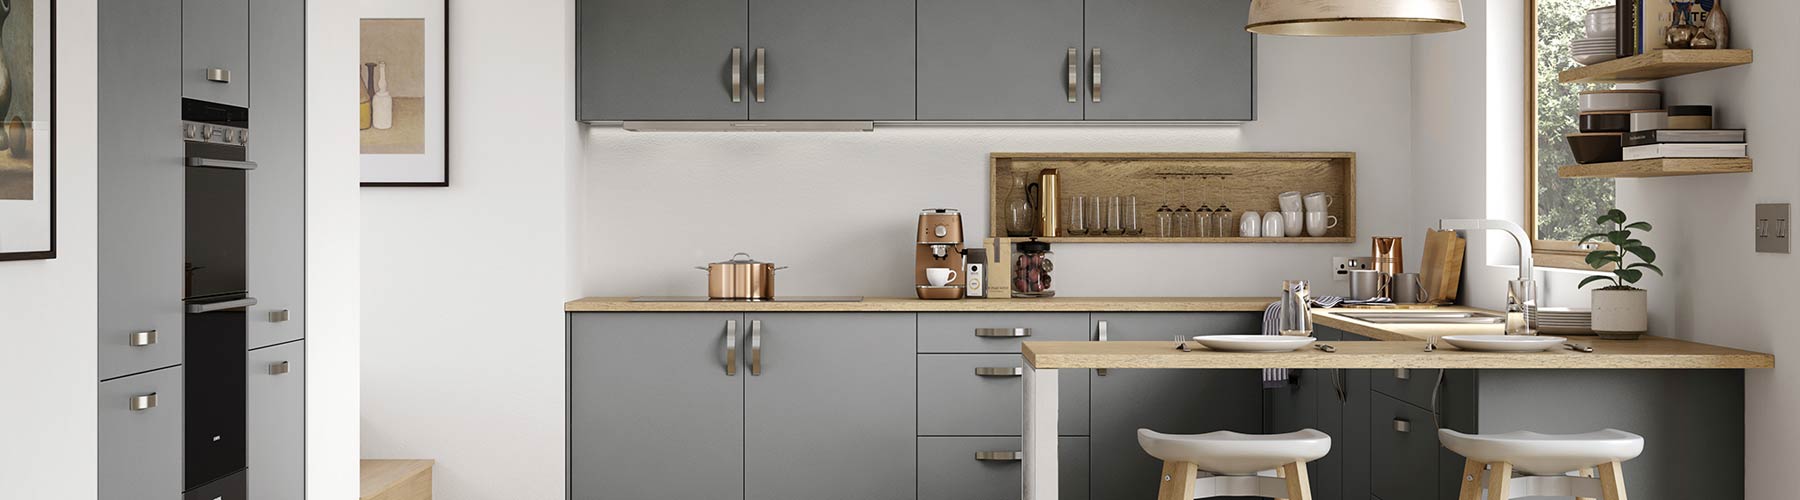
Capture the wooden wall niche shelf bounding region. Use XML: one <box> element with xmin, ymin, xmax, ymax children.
<box><xmin>989</xmin><ymin>153</ymin><xmax>1356</xmax><ymax>243</ymax></box>
<box><xmin>1558</xmin><ymin>157</ymin><xmax>1752</xmax><ymax>179</ymax></box>
<box><xmin>1558</xmin><ymin>49</ymin><xmax>1752</xmax><ymax>84</ymax></box>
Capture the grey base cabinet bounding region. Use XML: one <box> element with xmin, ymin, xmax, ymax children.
<box><xmin>100</xmin><ymin>366</ymin><xmax>185</xmax><ymax>500</ymax></box>
<box><xmin>247</xmin><ymin>341</ymin><xmax>305</xmax><ymax>500</ymax></box>
<box><xmin>918</xmin><ymin>437</ymin><xmax>1089</xmax><ymax>500</ymax></box>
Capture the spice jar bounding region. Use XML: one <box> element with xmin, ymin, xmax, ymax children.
<box><xmin>1011</xmin><ymin>239</ymin><xmax>1056</xmax><ymax>298</ymax></box>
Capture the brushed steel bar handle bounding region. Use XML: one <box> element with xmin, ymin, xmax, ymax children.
<box><xmin>974</xmin><ymin>327</ymin><xmax>1031</xmax><ymax>338</ymax></box>
<box><xmin>730</xmin><ymin>48</ymin><xmax>743</xmax><ymax>103</ymax></box>
<box><xmin>1393</xmin><ymin>418</ymin><xmax>1411</xmax><ymax>433</ymax></box>
<box><xmin>187</xmin><ymin>157</ymin><xmax>259</xmax><ymax>170</ymax></box>
<box><xmin>206</xmin><ymin>68</ymin><xmax>231</xmax><ymax>83</ymax></box>
<box><xmin>974</xmin><ymin>451</ymin><xmax>1023</xmax><ymax>461</ymax></box>
<box><xmin>1066</xmin><ymin>48</ymin><xmax>1078</xmax><ymax>103</ymax></box>
<box><xmin>129</xmin><ymin>330</ymin><xmax>158</xmax><ymax>347</ymax></box>
<box><xmin>188</xmin><ymin>297</ymin><xmax>258</xmax><ymax>314</ymax></box>
<box><xmin>749</xmin><ymin>320</ymin><xmax>763</xmax><ymax>376</ymax></box>
<box><xmin>1095</xmin><ymin>320</ymin><xmax>1109</xmax><ymax>376</ymax></box>
<box><xmin>269</xmin><ymin>309</ymin><xmax>291</xmax><ymax>323</ymax></box>
<box><xmin>724</xmin><ymin>319</ymin><xmax>739</xmax><ymax>376</ymax></box>
<box><xmin>1090</xmin><ymin>48</ymin><xmax>1102</xmax><ymax>103</ymax></box>
<box><xmin>269</xmin><ymin>361</ymin><xmax>290</xmax><ymax>375</ymax></box>
<box><xmin>754</xmin><ymin>48</ymin><xmax>766</xmax><ymax>103</ymax></box>
<box><xmin>974</xmin><ymin>367</ymin><xmax>1024</xmax><ymax>377</ymax></box>
<box><xmin>130</xmin><ymin>393</ymin><xmax>158</xmax><ymax>411</ymax></box>
<box><xmin>1394</xmin><ymin>368</ymin><xmax>1411</xmax><ymax>380</ymax></box>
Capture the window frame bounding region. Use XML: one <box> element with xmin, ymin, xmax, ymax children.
<box><xmin>1524</xmin><ymin>0</ymin><xmax>1609</xmax><ymax>270</ymax></box>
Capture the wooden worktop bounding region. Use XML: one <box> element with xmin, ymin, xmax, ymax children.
<box><xmin>1022</xmin><ymin>337</ymin><xmax>1773</xmax><ymax>369</ymax></box>
<box><xmin>564</xmin><ymin>296</ymin><xmax>1276</xmax><ymax>312</ymax></box>
<box><xmin>1310</xmin><ymin>306</ymin><xmax>1505</xmax><ymax>341</ymax></box>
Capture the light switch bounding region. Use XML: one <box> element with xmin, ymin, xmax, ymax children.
<box><xmin>1756</xmin><ymin>203</ymin><xmax>1789</xmax><ymax>253</ymax></box>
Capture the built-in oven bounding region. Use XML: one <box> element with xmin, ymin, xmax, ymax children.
<box><xmin>182</xmin><ymin>98</ymin><xmax>254</xmax><ymax>491</ymax></box>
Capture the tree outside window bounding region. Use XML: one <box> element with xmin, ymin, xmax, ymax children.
<box><xmin>1533</xmin><ymin>0</ymin><xmax>1616</xmax><ymax>244</ymax></box>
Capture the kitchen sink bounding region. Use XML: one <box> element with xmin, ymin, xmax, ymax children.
<box><xmin>1331</xmin><ymin>310</ymin><xmax>1507</xmax><ymax>324</ymax></box>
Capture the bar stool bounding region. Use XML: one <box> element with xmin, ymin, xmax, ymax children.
<box><xmin>1137</xmin><ymin>428</ymin><xmax>1331</xmax><ymax>500</ymax></box>
<box><xmin>1438</xmin><ymin>429</ymin><xmax>1644</xmax><ymax>500</ymax></box>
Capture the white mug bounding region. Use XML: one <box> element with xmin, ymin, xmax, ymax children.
<box><xmin>1277</xmin><ymin>191</ymin><xmax>1304</xmax><ymax>213</ymax></box>
<box><xmin>1305</xmin><ymin>211</ymin><xmax>1340</xmax><ymax>237</ymax></box>
<box><xmin>1262</xmin><ymin>214</ymin><xmax>1285</xmax><ymax>239</ymax></box>
<box><xmin>1240</xmin><ymin>211</ymin><xmax>1262</xmax><ymax>237</ymax></box>
<box><xmin>1304</xmin><ymin>192</ymin><xmax>1333</xmax><ymax>212</ymax></box>
<box><xmin>926</xmin><ymin>267</ymin><xmax>959</xmax><ymax>286</ymax></box>
<box><xmin>1282</xmin><ymin>210</ymin><xmax>1304</xmax><ymax>237</ymax></box>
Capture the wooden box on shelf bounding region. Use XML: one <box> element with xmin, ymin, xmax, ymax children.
<box><xmin>989</xmin><ymin>152</ymin><xmax>1356</xmax><ymax>244</ymax></box>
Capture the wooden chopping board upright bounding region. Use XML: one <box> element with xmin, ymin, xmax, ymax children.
<box><xmin>1420</xmin><ymin>228</ymin><xmax>1466</xmax><ymax>304</ymax></box>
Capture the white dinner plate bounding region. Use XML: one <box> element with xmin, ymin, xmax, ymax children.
<box><xmin>1192</xmin><ymin>335</ymin><xmax>1317</xmax><ymax>353</ymax></box>
<box><xmin>1440</xmin><ymin>335</ymin><xmax>1568</xmax><ymax>352</ymax></box>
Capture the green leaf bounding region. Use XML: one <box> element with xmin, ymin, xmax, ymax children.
<box><xmin>1625</xmin><ymin>221</ymin><xmax>1652</xmax><ymax>232</ymax></box>
<box><xmin>1579</xmin><ymin>275</ymin><xmax>1615</xmax><ymax>289</ymax></box>
<box><xmin>1578</xmin><ymin>232</ymin><xmax>1611</xmax><ymax>244</ymax></box>
<box><xmin>1624</xmin><ymin>244</ymin><xmax>1656</xmax><ymax>263</ymax></box>
<box><xmin>1595</xmin><ymin>209</ymin><xmax>1627</xmax><ymax>226</ymax></box>
<box><xmin>1584</xmin><ymin>250</ymin><xmax>1618</xmax><ymax>268</ymax></box>
<box><xmin>1607</xmin><ymin>230</ymin><xmax>1630</xmax><ymax>246</ymax></box>
<box><xmin>1614</xmin><ymin>268</ymin><xmax>1644</xmax><ymax>284</ymax></box>
<box><xmin>1627</xmin><ymin>262</ymin><xmax>1665</xmax><ymax>276</ymax></box>
<box><xmin>1622</xmin><ymin>239</ymin><xmax>1642</xmax><ymax>248</ymax></box>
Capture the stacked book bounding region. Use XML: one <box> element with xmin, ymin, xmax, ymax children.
<box><xmin>1622</xmin><ymin>129</ymin><xmax>1747</xmax><ymax>160</ymax></box>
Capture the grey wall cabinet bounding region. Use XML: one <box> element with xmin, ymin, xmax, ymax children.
<box><xmin>569</xmin><ymin>313</ymin><xmax>747</xmax><ymax>500</ymax></box>
<box><xmin>1087</xmin><ymin>313</ymin><xmax>1263</xmax><ymax>500</ymax></box>
<box><xmin>99</xmin><ymin>0</ymin><xmax>186</xmax><ymax>381</ymax></box>
<box><xmin>743</xmin><ymin>313</ymin><xmax>917</xmax><ymax>500</ymax></box>
<box><xmin>914</xmin><ymin>0</ymin><xmax>1088</xmax><ymax>120</ymax></box>
<box><xmin>99</xmin><ymin>366</ymin><xmax>185</xmax><ymax>500</ymax></box>
<box><xmin>247</xmin><ymin>341</ymin><xmax>305</xmax><ymax>500</ymax></box>
<box><xmin>1082</xmin><ymin>0</ymin><xmax>1254</xmax><ymax>120</ymax></box>
<box><xmin>182</xmin><ymin>0</ymin><xmax>251</xmax><ymax>107</ymax></box>
<box><xmin>246</xmin><ymin>0</ymin><xmax>305</xmax><ymax>351</ymax></box>
<box><xmin>576</xmin><ymin>0</ymin><xmax>749</xmax><ymax>121</ymax></box>
<box><xmin>746</xmin><ymin>0</ymin><xmax>916</xmax><ymax>120</ymax></box>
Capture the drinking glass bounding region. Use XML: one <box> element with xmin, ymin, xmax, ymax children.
<box><xmin>1174</xmin><ymin>205</ymin><xmax>1194</xmax><ymax>237</ymax></box>
<box><xmin>1123</xmin><ymin>196</ymin><xmax>1141</xmax><ymax>235</ymax></box>
<box><xmin>1068</xmin><ymin>195</ymin><xmax>1087</xmax><ymax>235</ymax></box>
<box><xmin>1105</xmin><ymin>196</ymin><xmax>1124</xmax><ymax>235</ymax></box>
<box><xmin>1088</xmin><ymin>196</ymin><xmax>1104</xmax><ymax>236</ymax></box>
<box><xmin>1156</xmin><ymin>204</ymin><xmax>1174</xmax><ymax>237</ymax></box>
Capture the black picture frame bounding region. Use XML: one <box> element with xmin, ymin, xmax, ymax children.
<box><xmin>359</xmin><ymin>0</ymin><xmax>449</xmax><ymax>187</ymax></box>
<box><xmin>0</xmin><ymin>0</ymin><xmax>55</xmax><ymax>261</ymax></box>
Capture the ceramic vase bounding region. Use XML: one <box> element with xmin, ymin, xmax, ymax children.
<box><xmin>1591</xmin><ymin>288</ymin><xmax>1648</xmax><ymax>340</ymax></box>
<box><xmin>1706</xmin><ymin>0</ymin><xmax>1729</xmax><ymax>49</ymax></box>
<box><xmin>372</xmin><ymin>62</ymin><xmax>394</xmax><ymax>130</ymax></box>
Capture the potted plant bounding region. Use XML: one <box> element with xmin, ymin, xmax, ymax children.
<box><xmin>1579</xmin><ymin>209</ymin><xmax>1662</xmax><ymax>339</ymax></box>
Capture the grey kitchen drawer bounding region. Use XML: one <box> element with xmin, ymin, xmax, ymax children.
<box><xmin>183</xmin><ymin>469</ymin><xmax>246</xmax><ymax>500</ymax></box>
<box><xmin>918</xmin><ymin>436</ymin><xmax>1089</xmax><ymax>500</ymax></box>
<box><xmin>1369</xmin><ymin>392</ymin><xmax>1440</xmax><ymax>500</ymax></box>
<box><xmin>919</xmin><ymin>313</ymin><xmax>1090</xmax><ymax>353</ymax></box>
<box><xmin>919</xmin><ymin>354</ymin><xmax>1089</xmax><ymax>436</ymax></box>
<box><xmin>99</xmin><ymin>365</ymin><xmax>185</xmax><ymax>500</ymax></box>
<box><xmin>1371</xmin><ymin>368</ymin><xmax>1443</xmax><ymax>413</ymax></box>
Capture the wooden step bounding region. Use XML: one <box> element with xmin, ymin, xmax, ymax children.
<box><xmin>361</xmin><ymin>459</ymin><xmax>434</xmax><ymax>500</ymax></box>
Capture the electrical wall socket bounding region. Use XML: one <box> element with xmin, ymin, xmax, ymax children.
<box><xmin>1333</xmin><ymin>256</ymin><xmax>1372</xmax><ymax>281</ymax></box>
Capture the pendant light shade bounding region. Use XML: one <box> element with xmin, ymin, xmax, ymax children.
<box><xmin>1246</xmin><ymin>0</ymin><xmax>1466</xmax><ymax>36</ymax></box>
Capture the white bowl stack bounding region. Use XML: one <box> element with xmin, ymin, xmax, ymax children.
<box><xmin>1531</xmin><ymin>307</ymin><xmax>1595</xmax><ymax>335</ymax></box>
<box><xmin>1573</xmin><ymin>6</ymin><xmax>1618</xmax><ymax>66</ymax></box>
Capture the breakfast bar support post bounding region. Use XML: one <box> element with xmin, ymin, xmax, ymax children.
<box><xmin>1023</xmin><ymin>365</ymin><xmax>1060</xmax><ymax>500</ymax></box>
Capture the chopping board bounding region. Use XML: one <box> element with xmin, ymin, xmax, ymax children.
<box><xmin>1420</xmin><ymin>228</ymin><xmax>1466</xmax><ymax>304</ymax></box>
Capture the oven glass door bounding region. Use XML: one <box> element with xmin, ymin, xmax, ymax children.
<box><xmin>185</xmin><ymin>165</ymin><xmax>247</xmax><ymax>302</ymax></box>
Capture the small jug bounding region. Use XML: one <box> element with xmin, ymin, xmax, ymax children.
<box><xmin>1278</xmin><ymin>280</ymin><xmax>1313</xmax><ymax>336</ymax></box>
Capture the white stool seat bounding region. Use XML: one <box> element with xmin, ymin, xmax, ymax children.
<box><xmin>1137</xmin><ymin>428</ymin><xmax>1331</xmax><ymax>475</ymax></box>
<box><xmin>1438</xmin><ymin>428</ymin><xmax>1644</xmax><ymax>475</ymax></box>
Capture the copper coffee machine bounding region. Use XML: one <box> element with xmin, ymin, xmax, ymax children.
<box><xmin>916</xmin><ymin>208</ymin><xmax>967</xmax><ymax>300</ymax></box>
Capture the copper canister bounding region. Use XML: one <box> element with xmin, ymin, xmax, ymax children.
<box><xmin>1371</xmin><ymin>237</ymin><xmax>1403</xmax><ymax>298</ymax></box>
<box><xmin>1034</xmin><ymin>169</ymin><xmax>1061</xmax><ymax>237</ymax></box>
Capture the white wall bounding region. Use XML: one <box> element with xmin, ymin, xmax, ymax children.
<box><xmin>580</xmin><ymin>35</ymin><xmax>1419</xmax><ymax>299</ymax></box>
<box><xmin>308</xmin><ymin>0</ymin><xmax>366</xmax><ymax>497</ymax></box>
<box><xmin>0</xmin><ymin>1</ymin><xmax>97</xmax><ymax>497</ymax></box>
<box><xmin>357</xmin><ymin>0</ymin><xmax>577</xmax><ymax>499</ymax></box>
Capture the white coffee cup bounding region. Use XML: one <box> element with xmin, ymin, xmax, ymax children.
<box><xmin>1304</xmin><ymin>192</ymin><xmax>1333</xmax><ymax>212</ymax></box>
<box><xmin>1306</xmin><ymin>211</ymin><xmax>1340</xmax><ymax>237</ymax></box>
<box><xmin>1240</xmin><ymin>211</ymin><xmax>1262</xmax><ymax>237</ymax></box>
<box><xmin>926</xmin><ymin>267</ymin><xmax>959</xmax><ymax>286</ymax></box>
<box><xmin>1282</xmin><ymin>210</ymin><xmax>1304</xmax><ymax>237</ymax></box>
<box><xmin>1278</xmin><ymin>191</ymin><xmax>1304</xmax><ymax>213</ymax></box>
<box><xmin>1262</xmin><ymin>214</ymin><xmax>1284</xmax><ymax>239</ymax></box>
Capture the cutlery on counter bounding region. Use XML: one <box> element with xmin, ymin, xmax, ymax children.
<box><xmin>1314</xmin><ymin>344</ymin><xmax>1336</xmax><ymax>353</ymax></box>
<box><xmin>1565</xmin><ymin>342</ymin><xmax>1595</xmax><ymax>353</ymax></box>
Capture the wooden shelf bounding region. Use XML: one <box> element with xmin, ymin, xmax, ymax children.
<box><xmin>994</xmin><ymin>236</ymin><xmax>1356</xmax><ymax>244</ymax></box>
<box><xmin>1558</xmin><ymin>157</ymin><xmax>1751</xmax><ymax>178</ymax></box>
<box><xmin>1559</xmin><ymin>49</ymin><xmax>1752</xmax><ymax>84</ymax></box>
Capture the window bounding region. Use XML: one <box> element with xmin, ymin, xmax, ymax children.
<box><xmin>1528</xmin><ymin>0</ymin><xmax>1616</xmax><ymax>267</ymax></box>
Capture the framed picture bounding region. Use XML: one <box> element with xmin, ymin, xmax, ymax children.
<box><xmin>359</xmin><ymin>0</ymin><xmax>447</xmax><ymax>187</ymax></box>
<box><xmin>0</xmin><ymin>0</ymin><xmax>55</xmax><ymax>261</ymax></box>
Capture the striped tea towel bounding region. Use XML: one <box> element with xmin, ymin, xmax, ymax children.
<box><xmin>1261</xmin><ymin>295</ymin><xmax>1390</xmax><ymax>388</ymax></box>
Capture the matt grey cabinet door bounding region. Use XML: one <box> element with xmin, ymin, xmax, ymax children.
<box><xmin>570</xmin><ymin>313</ymin><xmax>746</xmax><ymax>500</ymax></box>
<box><xmin>246</xmin><ymin>0</ymin><xmax>304</xmax><ymax>350</ymax></box>
<box><xmin>916</xmin><ymin>0</ymin><xmax>1084</xmax><ymax>120</ymax></box>
<box><xmin>577</xmin><ymin>0</ymin><xmax>748</xmax><ymax>120</ymax></box>
<box><xmin>744</xmin><ymin>313</ymin><xmax>916</xmax><ymax>500</ymax></box>
<box><xmin>1083</xmin><ymin>0</ymin><xmax>1254</xmax><ymax>120</ymax></box>
<box><xmin>1369</xmin><ymin>392</ymin><xmax>1438</xmax><ymax>500</ymax></box>
<box><xmin>182</xmin><ymin>0</ymin><xmax>251</xmax><ymax>107</ymax></box>
<box><xmin>1089</xmin><ymin>313</ymin><xmax>1263</xmax><ymax>500</ymax></box>
<box><xmin>747</xmin><ymin>0</ymin><xmax>915</xmax><ymax>120</ymax></box>
<box><xmin>917</xmin><ymin>437</ymin><xmax>1090</xmax><ymax>500</ymax></box>
<box><xmin>99</xmin><ymin>366</ymin><xmax>185</xmax><ymax>500</ymax></box>
<box><xmin>918</xmin><ymin>354</ymin><xmax>1089</xmax><ymax>436</ymax></box>
<box><xmin>99</xmin><ymin>0</ymin><xmax>185</xmax><ymax>381</ymax></box>
<box><xmin>247</xmin><ymin>341</ymin><xmax>304</xmax><ymax>500</ymax></box>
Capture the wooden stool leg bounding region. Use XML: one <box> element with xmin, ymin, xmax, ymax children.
<box><xmin>1597</xmin><ymin>460</ymin><xmax>1628</xmax><ymax>500</ymax></box>
<box><xmin>1486</xmin><ymin>462</ymin><xmax>1514</xmax><ymax>500</ymax></box>
<box><xmin>1456</xmin><ymin>459</ymin><xmax>1486</xmax><ymax>500</ymax></box>
<box><xmin>1576</xmin><ymin>466</ymin><xmax>1599</xmax><ymax>500</ymax></box>
<box><xmin>1156</xmin><ymin>461</ymin><xmax>1199</xmax><ymax>500</ymax></box>
<box><xmin>1279</xmin><ymin>461</ymin><xmax>1312</xmax><ymax>500</ymax></box>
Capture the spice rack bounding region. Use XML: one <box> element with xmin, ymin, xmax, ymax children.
<box><xmin>988</xmin><ymin>152</ymin><xmax>1356</xmax><ymax>244</ymax></box>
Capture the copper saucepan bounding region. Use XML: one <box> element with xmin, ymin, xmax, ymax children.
<box><xmin>696</xmin><ymin>253</ymin><xmax>787</xmax><ymax>300</ymax></box>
